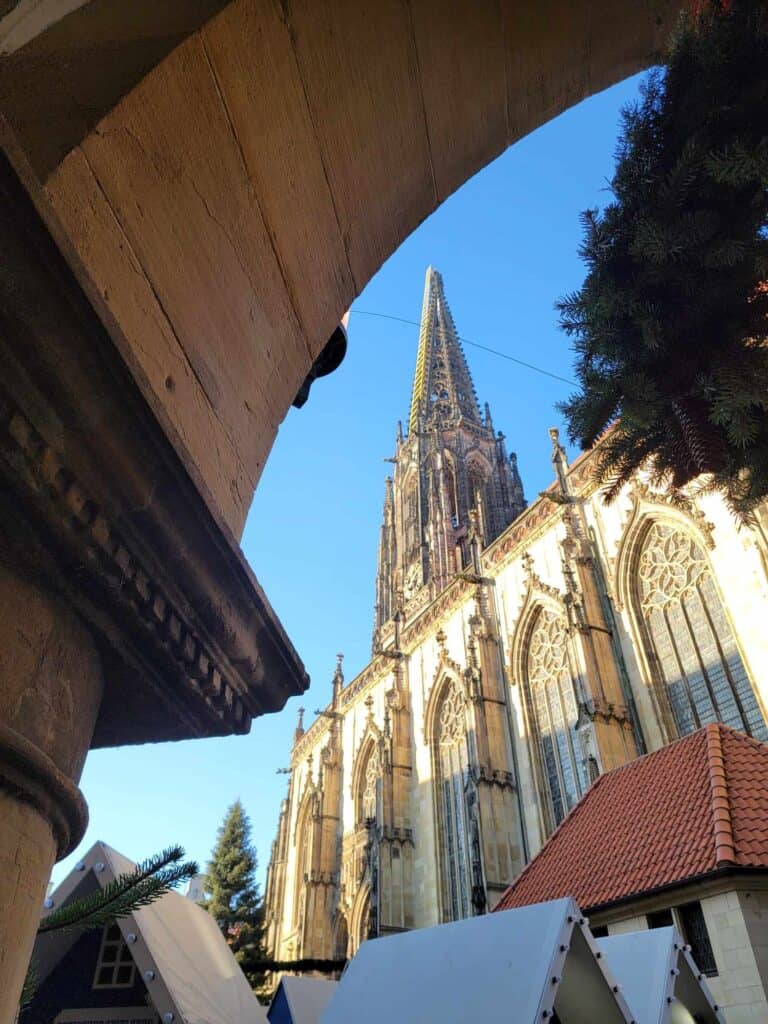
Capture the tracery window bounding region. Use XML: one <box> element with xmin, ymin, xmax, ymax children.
<box><xmin>526</xmin><ymin>608</ymin><xmax>586</xmax><ymax>826</ymax></box>
<box><xmin>360</xmin><ymin>743</ymin><xmax>380</xmax><ymax>824</ymax></box>
<box><xmin>435</xmin><ymin>680</ymin><xmax>471</xmax><ymax>921</ymax></box>
<box><xmin>636</xmin><ymin>521</ymin><xmax>767</xmax><ymax>740</ymax></box>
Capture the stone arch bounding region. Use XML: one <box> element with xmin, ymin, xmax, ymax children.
<box><xmin>292</xmin><ymin>789</ymin><xmax>314</xmax><ymax>937</ymax></box>
<box><xmin>0</xmin><ymin>1</ymin><xmax>678</xmax><ymax>536</ymax></box>
<box><xmin>349</xmin><ymin>881</ymin><xmax>372</xmax><ymax>955</ymax></box>
<box><xmin>332</xmin><ymin>911</ymin><xmax>349</xmax><ymax>961</ymax></box>
<box><xmin>617</xmin><ymin>511</ymin><xmax>768</xmax><ymax>743</ymax></box>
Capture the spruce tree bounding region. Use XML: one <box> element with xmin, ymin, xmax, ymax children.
<box><xmin>558</xmin><ymin>0</ymin><xmax>768</xmax><ymax>519</ymax></box>
<box><xmin>203</xmin><ymin>800</ymin><xmax>266</xmax><ymax>992</ymax></box>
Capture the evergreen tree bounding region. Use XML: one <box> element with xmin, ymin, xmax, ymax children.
<box><xmin>203</xmin><ymin>800</ymin><xmax>266</xmax><ymax>993</ymax></box>
<box><xmin>558</xmin><ymin>0</ymin><xmax>768</xmax><ymax>519</ymax></box>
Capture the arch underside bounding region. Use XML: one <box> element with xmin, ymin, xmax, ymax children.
<box><xmin>0</xmin><ymin>0</ymin><xmax>680</xmax><ymax>535</ymax></box>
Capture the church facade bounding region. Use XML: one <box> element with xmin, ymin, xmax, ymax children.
<box><xmin>264</xmin><ymin>267</ymin><xmax>768</xmax><ymax>966</ymax></box>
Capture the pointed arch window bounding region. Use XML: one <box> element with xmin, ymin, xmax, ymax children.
<box><xmin>357</xmin><ymin>742</ymin><xmax>381</xmax><ymax>826</ymax></box>
<box><xmin>434</xmin><ymin>680</ymin><xmax>471</xmax><ymax>921</ymax></box>
<box><xmin>293</xmin><ymin>797</ymin><xmax>312</xmax><ymax>934</ymax></box>
<box><xmin>635</xmin><ymin>521</ymin><xmax>767</xmax><ymax>740</ymax></box>
<box><xmin>467</xmin><ymin>460</ymin><xmax>490</xmax><ymax>537</ymax></box>
<box><xmin>333</xmin><ymin>914</ymin><xmax>349</xmax><ymax>960</ymax></box>
<box><xmin>404</xmin><ymin>480</ymin><xmax>419</xmax><ymax>560</ymax></box>
<box><xmin>444</xmin><ymin>455</ymin><xmax>459</xmax><ymax>525</ymax></box>
<box><xmin>526</xmin><ymin>608</ymin><xmax>586</xmax><ymax>826</ymax></box>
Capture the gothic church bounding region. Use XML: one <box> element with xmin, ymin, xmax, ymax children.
<box><xmin>264</xmin><ymin>267</ymin><xmax>768</xmax><ymax>964</ymax></box>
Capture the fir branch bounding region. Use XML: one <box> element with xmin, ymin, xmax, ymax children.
<box><xmin>38</xmin><ymin>847</ymin><xmax>198</xmax><ymax>935</ymax></box>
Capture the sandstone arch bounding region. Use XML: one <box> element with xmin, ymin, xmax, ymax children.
<box><xmin>1</xmin><ymin>0</ymin><xmax>679</xmax><ymax>536</ymax></box>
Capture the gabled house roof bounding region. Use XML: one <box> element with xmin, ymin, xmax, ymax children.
<box><xmin>496</xmin><ymin>724</ymin><xmax>768</xmax><ymax>914</ymax></box>
<box><xmin>35</xmin><ymin>841</ymin><xmax>267</xmax><ymax>1024</ymax></box>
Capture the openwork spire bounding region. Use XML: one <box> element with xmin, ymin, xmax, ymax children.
<box><xmin>373</xmin><ymin>265</ymin><xmax>526</xmax><ymax>648</ymax></box>
<box><xmin>408</xmin><ymin>267</ymin><xmax>481</xmax><ymax>433</ymax></box>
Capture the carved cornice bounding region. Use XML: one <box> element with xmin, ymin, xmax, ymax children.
<box><xmin>0</xmin><ymin>161</ymin><xmax>308</xmax><ymax>747</ymax></box>
<box><xmin>379</xmin><ymin>826</ymin><xmax>414</xmax><ymax>847</ymax></box>
<box><xmin>1</xmin><ymin>400</ymin><xmax>250</xmax><ymax>739</ymax></box>
<box><xmin>472</xmin><ymin>766</ymin><xmax>516</xmax><ymax>789</ymax></box>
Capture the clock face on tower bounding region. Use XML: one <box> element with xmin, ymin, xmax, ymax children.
<box><xmin>404</xmin><ymin>564</ymin><xmax>421</xmax><ymax>600</ymax></box>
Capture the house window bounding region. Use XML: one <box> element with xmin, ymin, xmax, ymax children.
<box><xmin>526</xmin><ymin>608</ymin><xmax>587</xmax><ymax>826</ymax></box>
<box><xmin>636</xmin><ymin>521</ymin><xmax>767</xmax><ymax>741</ymax></box>
<box><xmin>647</xmin><ymin>908</ymin><xmax>674</xmax><ymax>929</ymax></box>
<box><xmin>679</xmin><ymin>901</ymin><xmax>718</xmax><ymax>977</ymax></box>
<box><xmin>93</xmin><ymin>923</ymin><xmax>135</xmax><ymax>989</ymax></box>
<box><xmin>435</xmin><ymin>680</ymin><xmax>471</xmax><ymax>921</ymax></box>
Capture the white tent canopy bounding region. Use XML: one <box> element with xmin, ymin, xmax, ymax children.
<box><xmin>597</xmin><ymin>928</ymin><xmax>724</xmax><ymax>1024</ymax></box>
<box><xmin>321</xmin><ymin>898</ymin><xmax>634</xmax><ymax>1024</ymax></box>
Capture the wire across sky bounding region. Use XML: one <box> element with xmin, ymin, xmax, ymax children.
<box><xmin>350</xmin><ymin>308</ymin><xmax>576</xmax><ymax>387</ymax></box>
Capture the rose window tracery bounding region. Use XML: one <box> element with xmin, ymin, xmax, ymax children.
<box><xmin>527</xmin><ymin>610</ymin><xmax>568</xmax><ymax>685</ymax></box>
<box><xmin>633</xmin><ymin>520</ymin><xmax>767</xmax><ymax>741</ymax></box>
<box><xmin>638</xmin><ymin>523</ymin><xmax>708</xmax><ymax>614</ymax></box>
<box><xmin>438</xmin><ymin>682</ymin><xmax>466</xmax><ymax>747</ymax></box>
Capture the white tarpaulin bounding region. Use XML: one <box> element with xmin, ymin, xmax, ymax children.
<box><xmin>597</xmin><ymin>928</ymin><xmax>724</xmax><ymax>1024</ymax></box>
<box><xmin>321</xmin><ymin>897</ymin><xmax>634</xmax><ymax>1024</ymax></box>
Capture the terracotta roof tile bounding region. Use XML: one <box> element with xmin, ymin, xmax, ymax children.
<box><xmin>495</xmin><ymin>724</ymin><xmax>768</xmax><ymax>914</ymax></box>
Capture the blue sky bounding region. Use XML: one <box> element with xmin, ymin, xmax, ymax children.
<box><xmin>54</xmin><ymin>73</ymin><xmax>645</xmax><ymax>892</ymax></box>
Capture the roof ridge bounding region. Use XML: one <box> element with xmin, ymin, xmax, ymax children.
<box><xmin>705</xmin><ymin>723</ymin><xmax>736</xmax><ymax>867</ymax></box>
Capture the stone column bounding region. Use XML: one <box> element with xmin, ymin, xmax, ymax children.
<box><xmin>0</xmin><ymin>560</ymin><xmax>103</xmax><ymax>1020</ymax></box>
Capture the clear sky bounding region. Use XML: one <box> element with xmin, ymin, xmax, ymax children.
<box><xmin>54</xmin><ymin>72</ymin><xmax>646</xmax><ymax>892</ymax></box>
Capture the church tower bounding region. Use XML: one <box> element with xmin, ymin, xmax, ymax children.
<box><xmin>374</xmin><ymin>267</ymin><xmax>525</xmax><ymax>645</ymax></box>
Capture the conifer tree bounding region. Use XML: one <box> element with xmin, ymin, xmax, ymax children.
<box><xmin>203</xmin><ymin>800</ymin><xmax>266</xmax><ymax>992</ymax></box>
<box><xmin>558</xmin><ymin>0</ymin><xmax>768</xmax><ymax>519</ymax></box>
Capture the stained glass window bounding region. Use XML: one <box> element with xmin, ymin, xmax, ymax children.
<box><xmin>527</xmin><ymin>608</ymin><xmax>586</xmax><ymax>826</ymax></box>
<box><xmin>435</xmin><ymin>680</ymin><xmax>471</xmax><ymax>921</ymax></box>
<box><xmin>637</xmin><ymin>522</ymin><xmax>767</xmax><ymax>741</ymax></box>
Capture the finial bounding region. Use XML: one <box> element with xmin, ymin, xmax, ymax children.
<box><xmin>365</xmin><ymin>693</ymin><xmax>375</xmax><ymax>720</ymax></box>
<box><xmin>436</xmin><ymin>628</ymin><xmax>447</xmax><ymax>655</ymax></box>
<box><xmin>332</xmin><ymin>653</ymin><xmax>344</xmax><ymax>705</ymax></box>
<box><xmin>549</xmin><ymin>426</ymin><xmax>569</xmax><ymax>494</ymax></box>
<box><xmin>521</xmin><ymin>551</ymin><xmax>535</xmax><ymax>577</ymax></box>
<box><xmin>294</xmin><ymin>705</ymin><xmax>305</xmax><ymax>744</ymax></box>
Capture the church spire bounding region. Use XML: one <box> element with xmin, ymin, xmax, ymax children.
<box><xmin>408</xmin><ymin>267</ymin><xmax>481</xmax><ymax>433</ymax></box>
<box><xmin>374</xmin><ymin>266</ymin><xmax>526</xmax><ymax>646</ymax></box>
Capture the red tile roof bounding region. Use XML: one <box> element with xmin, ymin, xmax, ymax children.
<box><xmin>495</xmin><ymin>724</ymin><xmax>768</xmax><ymax>913</ymax></box>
